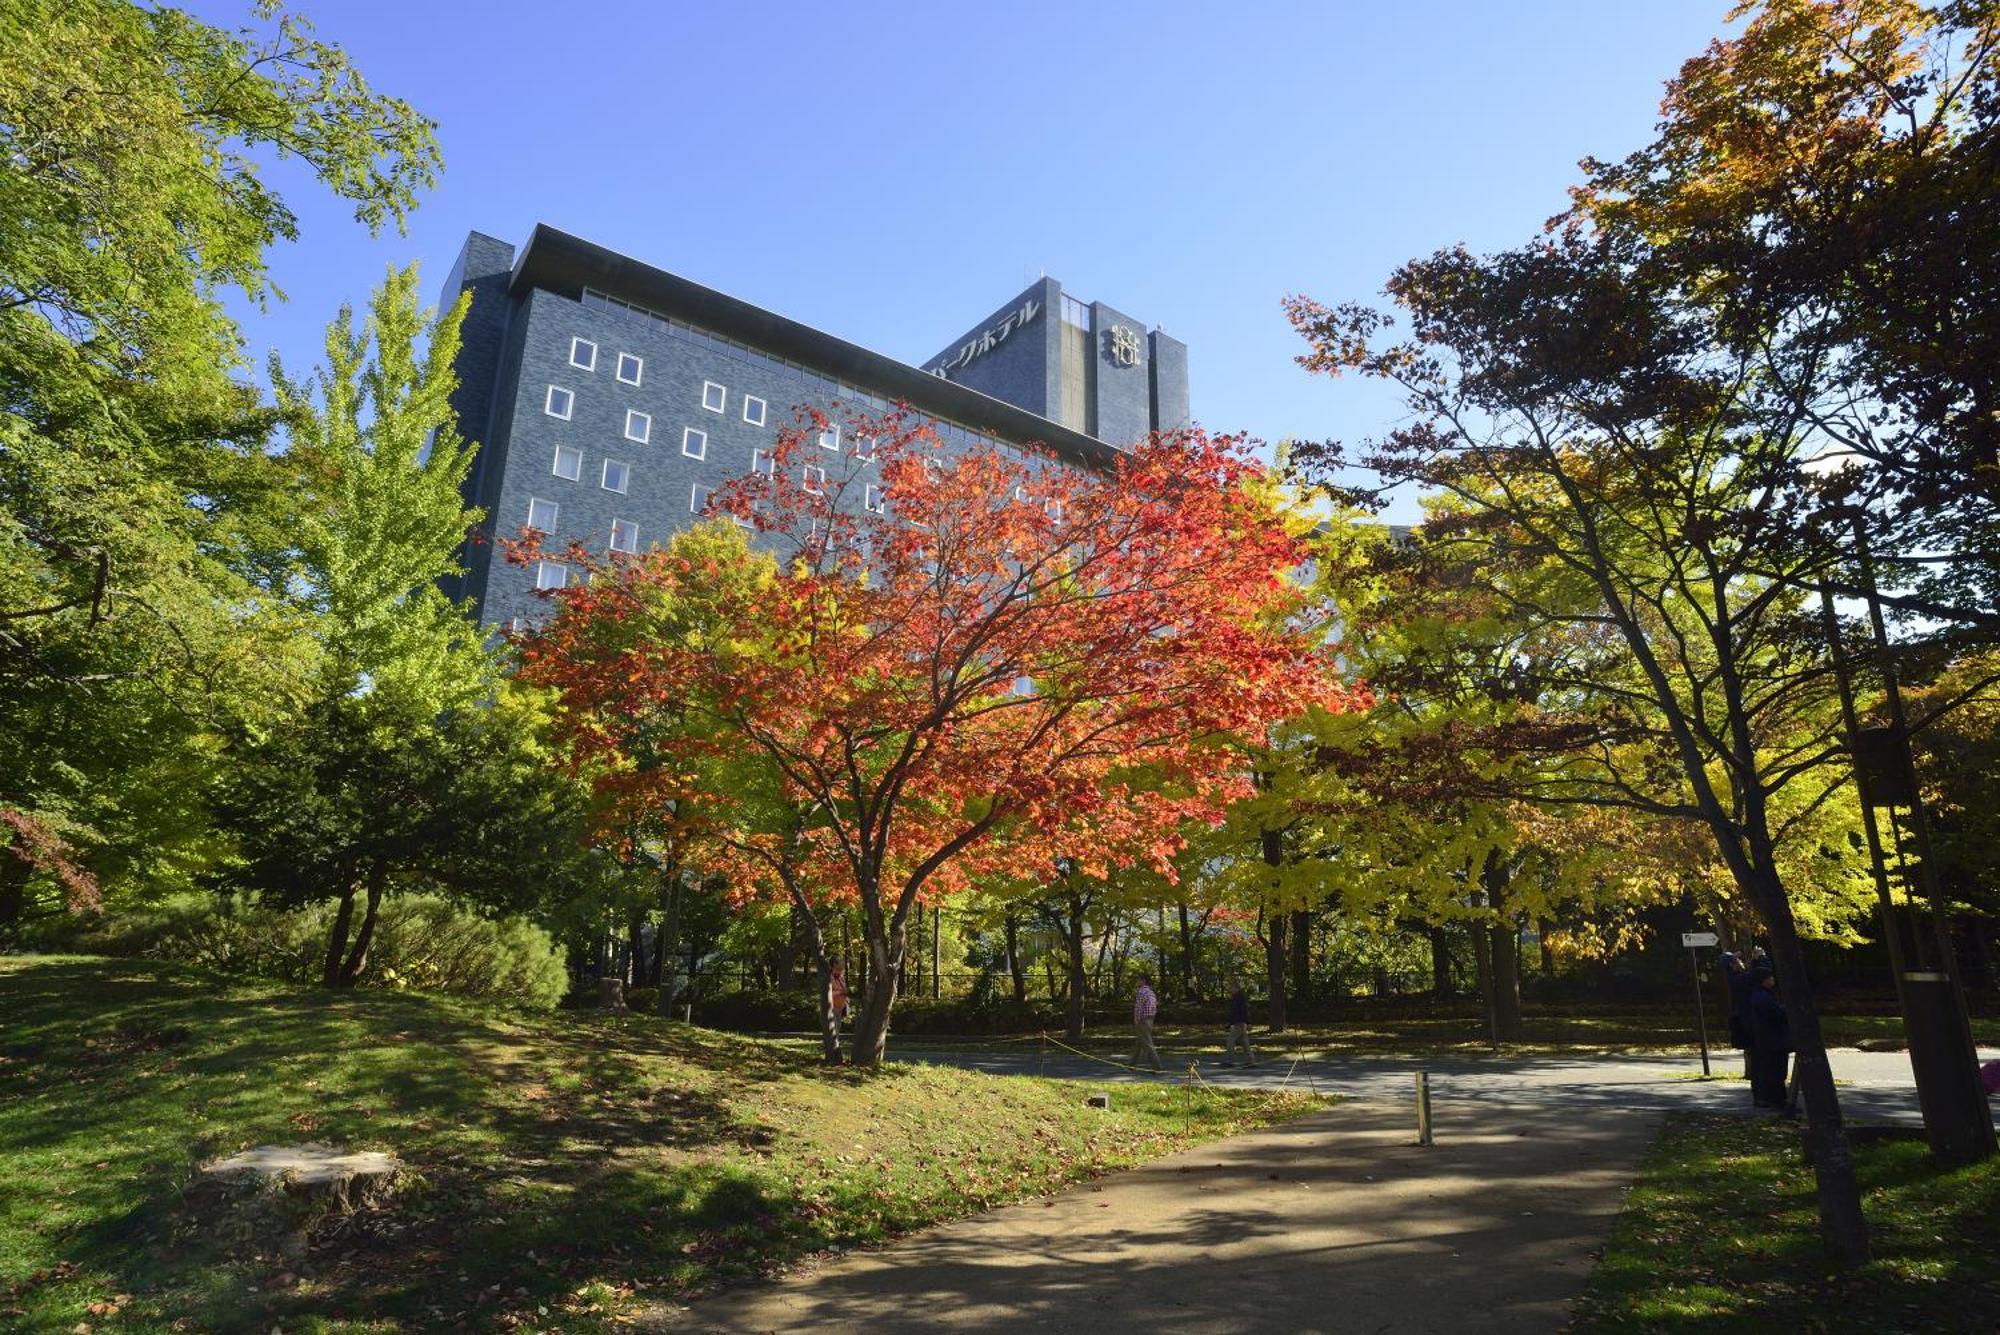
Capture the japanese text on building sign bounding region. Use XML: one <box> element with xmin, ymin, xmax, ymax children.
<box><xmin>930</xmin><ymin>297</ymin><xmax>1042</xmax><ymax>376</ymax></box>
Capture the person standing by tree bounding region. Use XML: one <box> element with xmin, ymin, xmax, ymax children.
<box><xmin>1131</xmin><ymin>973</ymin><xmax>1163</xmax><ymax>1072</ymax></box>
<box><xmin>828</xmin><ymin>961</ymin><xmax>850</xmax><ymax>1036</ymax></box>
<box><xmin>1748</xmin><ymin>966</ymin><xmax>1793</xmax><ymax>1114</ymax></box>
<box><xmin>1720</xmin><ymin>952</ymin><xmax>1754</xmax><ymax>1080</ymax></box>
<box><xmin>1222</xmin><ymin>981</ymin><xmax>1257</xmax><ymax>1068</ymax></box>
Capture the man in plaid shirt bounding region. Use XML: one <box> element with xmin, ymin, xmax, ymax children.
<box><xmin>1131</xmin><ymin>974</ymin><xmax>1164</xmax><ymax>1071</ymax></box>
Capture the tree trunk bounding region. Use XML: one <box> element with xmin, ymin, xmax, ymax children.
<box><xmin>335</xmin><ymin>868</ymin><xmax>386</xmax><ymax>986</ymax></box>
<box><xmin>1429</xmin><ymin>923</ymin><xmax>1454</xmax><ymax>1000</ymax></box>
<box><xmin>1538</xmin><ymin>917</ymin><xmax>1556</xmax><ymax>976</ymax></box>
<box><xmin>851</xmin><ymin>922</ymin><xmax>905</xmax><ymax>1067</ymax></box>
<box><xmin>1289</xmin><ymin>907</ymin><xmax>1312</xmax><ymax>1009</ymax></box>
<box><xmin>1177</xmin><ymin>902</ymin><xmax>1198</xmax><ymax>1002</ymax></box>
<box><xmin>0</xmin><ymin>857</ymin><xmax>31</xmax><ymax>941</ymax></box>
<box><xmin>1260</xmin><ymin>825</ymin><xmax>1289</xmax><ymax>1031</ymax></box>
<box><xmin>1480</xmin><ymin>851</ymin><xmax>1523</xmax><ymax>1039</ymax></box>
<box><xmin>1261</xmin><ymin>910</ymin><xmax>1289</xmax><ymax>1033</ymax></box>
<box><xmin>1472</xmin><ymin>910</ymin><xmax>1497</xmax><ymax>1046</ymax></box>
<box><xmin>1091</xmin><ymin>910</ymin><xmax>1116</xmax><ymax>997</ymax></box>
<box><xmin>1490</xmin><ymin>920</ymin><xmax>1523</xmax><ymax>1039</ymax></box>
<box><xmin>1004</xmin><ymin>911</ymin><xmax>1027</xmax><ymax>1003</ymax></box>
<box><xmin>626</xmin><ymin>911</ymin><xmax>646</xmax><ymax>988</ymax></box>
<box><xmin>1755</xmin><ymin>866</ymin><xmax>1870</xmax><ymax>1266</ymax></box>
<box><xmin>656</xmin><ymin>870</ymin><xmax>686</xmax><ymax>1010</ymax></box>
<box><xmin>783</xmin><ymin>892</ymin><xmax>841</xmax><ymax>1064</ymax></box>
<box><xmin>1065</xmin><ymin>896</ymin><xmax>1089</xmax><ymax>1040</ymax></box>
<box><xmin>321</xmin><ymin>884</ymin><xmax>358</xmax><ymax>988</ymax></box>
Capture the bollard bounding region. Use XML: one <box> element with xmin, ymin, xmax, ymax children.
<box><xmin>1416</xmin><ymin>1070</ymin><xmax>1434</xmax><ymax>1146</ymax></box>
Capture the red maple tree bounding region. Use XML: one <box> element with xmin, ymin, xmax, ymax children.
<box><xmin>516</xmin><ymin>407</ymin><xmax>1357</xmax><ymax>1064</ymax></box>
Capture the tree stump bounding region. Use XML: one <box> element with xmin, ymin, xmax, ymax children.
<box><xmin>190</xmin><ymin>1144</ymin><xmax>401</xmax><ymax>1257</ymax></box>
<box><xmin>598</xmin><ymin>975</ymin><xmax>628</xmax><ymax>1012</ymax></box>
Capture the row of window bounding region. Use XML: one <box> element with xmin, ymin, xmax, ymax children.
<box><xmin>543</xmin><ymin>379</ymin><xmax>768</xmax><ymax>429</ymax></box>
<box><xmin>528</xmin><ymin>479</ymin><xmax>1061</xmax><ymax>596</ymax></box>
<box><xmin>579</xmin><ymin>287</ymin><xmax>1042</xmax><ymax>459</ymax></box>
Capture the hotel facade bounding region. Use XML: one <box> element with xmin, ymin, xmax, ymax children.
<box><xmin>438</xmin><ymin>226</ymin><xmax>1190</xmax><ymax>627</ymax></box>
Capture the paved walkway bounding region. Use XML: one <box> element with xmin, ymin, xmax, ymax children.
<box><xmin>649</xmin><ymin>1098</ymin><xmax>1659</xmax><ymax>1334</ymax></box>
<box><xmin>893</xmin><ymin>1042</ymin><xmax>2000</xmax><ymax>1126</ymax></box>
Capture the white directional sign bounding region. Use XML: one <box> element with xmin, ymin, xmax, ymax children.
<box><xmin>1681</xmin><ymin>931</ymin><xmax>1720</xmax><ymax>948</ymax></box>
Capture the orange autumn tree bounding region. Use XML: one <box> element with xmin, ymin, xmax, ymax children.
<box><xmin>517</xmin><ymin>408</ymin><xmax>1354</xmax><ymax>1064</ymax></box>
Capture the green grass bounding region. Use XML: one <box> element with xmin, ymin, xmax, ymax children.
<box><xmin>1570</xmin><ymin>1113</ymin><xmax>2000</xmax><ymax>1333</ymax></box>
<box><xmin>0</xmin><ymin>957</ymin><xmax>1315</xmax><ymax>1334</ymax></box>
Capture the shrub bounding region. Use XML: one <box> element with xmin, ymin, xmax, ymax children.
<box><xmin>22</xmin><ymin>892</ymin><xmax>566</xmax><ymax>1009</ymax></box>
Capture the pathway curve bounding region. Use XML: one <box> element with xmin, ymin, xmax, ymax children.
<box><xmin>649</xmin><ymin>1099</ymin><xmax>1659</xmax><ymax>1334</ymax></box>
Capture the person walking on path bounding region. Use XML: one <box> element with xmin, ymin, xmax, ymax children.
<box><xmin>1222</xmin><ymin>982</ymin><xmax>1258</xmax><ymax>1068</ymax></box>
<box><xmin>1720</xmin><ymin>951</ymin><xmax>1754</xmax><ymax>1079</ymax></box>
<box><xmin>1747</xmin><ymin>965</ymin><xmax>1793</xmax><ymax>1113</ymax></box>
<box><xmin>1131</xmin><ymin>973</ymin><xmax>1164</xmax><ymax>1071</ymax></box>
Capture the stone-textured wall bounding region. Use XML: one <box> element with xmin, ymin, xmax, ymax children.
<box><xmin>1088</xmin><ymin>300</ymin><xmax>1153</xmax><ymax>448</ymax></box>
<box><xmin>923</xmin><ymin>277</ymin><xmax>1061</xmax><ymax>419</ymax></box>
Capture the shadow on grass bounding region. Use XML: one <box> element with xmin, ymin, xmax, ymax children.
<box><xmin>0</xmin><ymin>957</ymin><xmax>895</xmax><ymax>1332</ymax></box>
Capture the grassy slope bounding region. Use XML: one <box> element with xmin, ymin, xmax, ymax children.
<box><xmin>0</xmin><ymin>957</ymin><xmax>1313</xmax><ymax>1334</ymax></box>
<box><xmin>1571</xmin><ymin>1113</ymin><xmax>2000</xmax><ymax>1333</ymax></box>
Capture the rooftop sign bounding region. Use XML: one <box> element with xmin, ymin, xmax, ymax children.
<box><xmin>931</xmin><ymin>297</ymin><xmax>1043</xmax><ymax>376</ymax></box>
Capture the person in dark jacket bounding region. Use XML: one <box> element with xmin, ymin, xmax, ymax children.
<box><xmin>1720</xmin><ymin>951</ymin><xmax>1755</xmax><ymax>1078</ymax></box>
<box><xmin>1222</xmin><ymin>982</ymin><xmax>1257</xmax><ymax>1067</ymax></box>
<box><xmin>1747</xmin><ymin>965</ymin><xmax>1792</xmax><ymax>1112</ymax></box>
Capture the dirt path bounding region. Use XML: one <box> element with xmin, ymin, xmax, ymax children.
<box><xmin>649</xmin><ymin>1098</ymin><xmax>1660</xmax><ymax>1333</ymax></box>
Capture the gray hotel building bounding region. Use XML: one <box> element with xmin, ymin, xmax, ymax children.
<box><xmin>438</xmin><ymin>226</ymin><xmax>1191</xmax><ymax>627</ymax></box>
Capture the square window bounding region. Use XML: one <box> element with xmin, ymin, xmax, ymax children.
<box><xmin>802</xmin><ymin>465</ymin><xmax>826</xmax><ymax>495</ymax></box>
<box><xmin>690</xmin><ymin>483</ymin><xmax>713</xmax><ymax>514</ymax></box>
<box><xmin>853</xmin><ymin>433</ymin><xmax>876</xmax><ymax>461</ymax></box>
<box><xmin>526</xmin><ymin>497</ymin><xmax>558</xmax><ymax>532</ymax></box>
<box><xmin>701</xmin><ymin>381</ymin><xmax>726</xmax><ymax>413</ymax></box>
<box><xmin>535</xmin><ymin>560</ymin><xmax>568</xmax><ymax>591</ymax></box>
<box><xmin>817</xmin><ymin>423</ymin><xmax>841</xmax><ymax>451</ymax></box>
<box><xmin>625</xmin><ymin>410</ymin><xmax>651</xmax><ymax>444</ymax></box>
<box><xmin>1044</xmin><ymin>497</ymin><xmax>1063</xmax><ymax>522</ymax></box>
<box><xmin>609</xmin><ymin>518</ymin><xmax>639</xmax><ymax>554</ymax></box>
<box><xmin>864</xmin><ymin>483</ymin><xmax>885</xmax><ymax>514</ymax></box>
<box><xmin>683</xmin><ymin>427</ymin><xmax>708</xmax><ymax>460</ymax></box>
<box><xmin>569</xmin><ymin>338</ymin><xmax>597</xmax><ymax>371</ymax></box>
<box><xmin>742</xmin><ymin>395</ymin><xmax>767</xmax><ymax>426</ymax></box>
<box><xmin>552</xmin><ymin>445</ymin><xmax>583</xmax><ymax>481</ymax></box>
<box><xmin>1012</xmin><ymin>484</ymin><xmax>1030</xmax><ymax>504</ymax></box>
<box><xmin>616</xmin><ymin>352</ymin><xmax>643</xmax><ymax>386</ymax></box>
<box><xmin>545</xmin><ymin>385</ymin><xmax>574</xmax><ymax>420</ymax></box>
<box><xmin>751</xmin><ymin>447</ymin><xmax>774</xmax><ymax>476</ymax></box>
<box><xmin>602</xmin><ymin>459</ymin><xmax>630</xmax><ymax>494</ymax></box>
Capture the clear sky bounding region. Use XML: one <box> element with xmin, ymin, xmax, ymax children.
<box><xmin>200</xmin><ymin>0</ymin><xmax>1730</xmax><ymax>519</ymax></box>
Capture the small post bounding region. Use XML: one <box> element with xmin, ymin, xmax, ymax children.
<box><xmin>1415</xmin><ymin>1070</ymin><xmax>1433</xmax><ymax>1146</ymax></box>
<box><xmin>1680</xmin><ymin>932</ymin><xmax>1718</xmax><ymax>1075</ymax></box>
<box><xmin>1038</xmin><ymin>1030</ymin><xmax>1047</xmax><ymax>1078</ymax></box>
<box><xmin>1691</xmin><ymin>945</ymin><xmax>1711</xmax><ymax>1076</ymax></box>
<box><xmin>1184</xmin><ymin>1062</ymin><xmax>1194</xmax><ymax>1136</ymax></box>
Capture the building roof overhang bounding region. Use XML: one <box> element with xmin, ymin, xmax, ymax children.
<box><xmin>509</xmin><ymin>224</ymin><xmax>1124</xmax><ymax>471</ymax></box>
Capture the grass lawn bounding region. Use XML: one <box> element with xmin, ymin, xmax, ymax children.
<box><xmin>1570</xmin><ymin>1113</ymin><xmax>2000</xmax><ymax>1333</ymax></box>
<box><xmin>0</xmin><ymin>957</ymin><xmax>1315</xmax><ymax>1334</ymax></box>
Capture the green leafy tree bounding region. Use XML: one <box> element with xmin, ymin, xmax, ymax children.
<box><xmin>217</xmin><ymin>690</ymin><xmax>598</xmax><ymax>986</ymax></box>
<box><xmin>0</xmin><ymin>0</ymin><xmax>441</xmax><ymax>928</ymax></box>
<box><xmin>215</xmin><ymin>268</ymin><xmax>575</xmax><ymax>981</ymax></box>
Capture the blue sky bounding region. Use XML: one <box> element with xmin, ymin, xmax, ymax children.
<box><xmin>205</xmin><ymin>0</ymin><xmax>1729</xmax><ymax>518</ymax></box>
